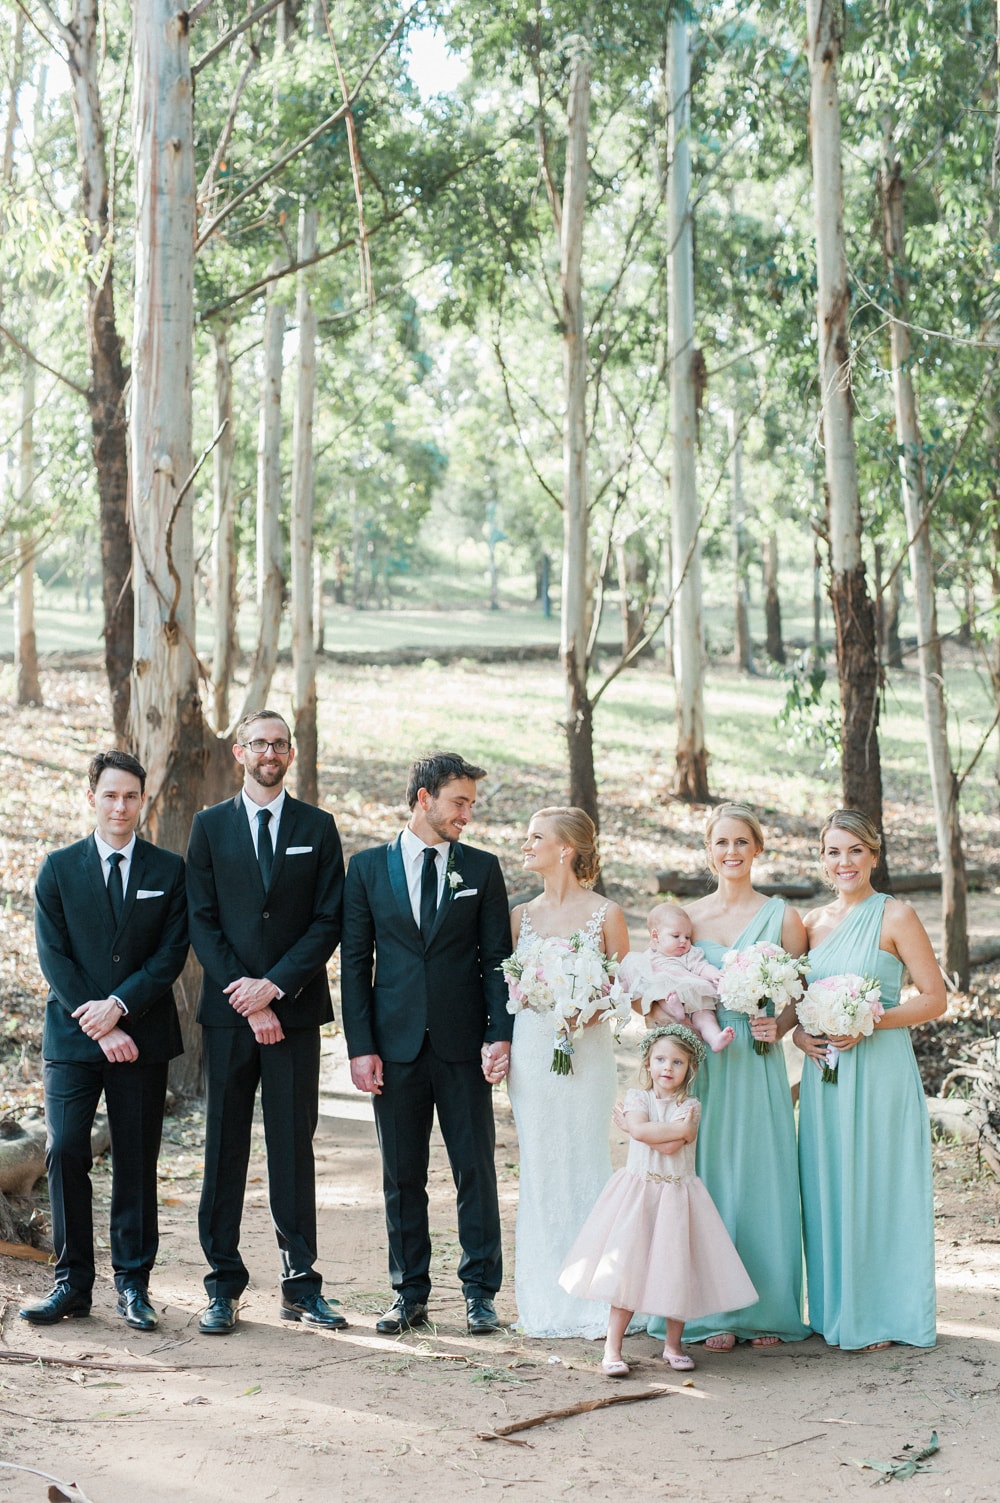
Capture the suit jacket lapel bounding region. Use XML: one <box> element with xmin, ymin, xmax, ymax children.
<box><xmin>268</xmin><ymin>793</ymin><xmax>296</xmax><ymax>891</ymax></box>
<box><xmin>425</xmin><ymin>841</ymin><xmax>460</xmax><ymax>947</ymax></box>
<box><xmin>233</xmin><ymin>793</ymin><xmax>267</xmax><ymax>894</ymax></box>
<box><xmin>117</xmin><ymin>838</ymin><xmax>147</xmax><ymax>933</ymax></box>
<box><xmin>386</xmin><ymin>835</ymin><xmax>421</xmax><ymax>941</ymax></box>
<box><xmin>85</xmin><ymin>836</ymin><xmax>116</xmax><ymax>941</ymax></box>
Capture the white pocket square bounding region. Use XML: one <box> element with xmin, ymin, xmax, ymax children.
<box><xmin>136</xmin><ymin>889</ymin><xmax>164</xmax><ymax>900</ymax></box>
<box><xmin>453</xmin><ymin>887</ymin><xmax>478</xmax><ymax>899</ymax></box>
<box><xmin>286</xmin><ymin>846</ymin><xmax>313</xmax><ymax>855</ymax></box>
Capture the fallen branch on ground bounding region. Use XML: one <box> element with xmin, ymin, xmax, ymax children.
<box><xmin>715</xmin><ymin>1432</ymin><xmax>828</xmax><ymax>1462</ymax></box>
<box><xmin>477</xmin><ymin>1384</ymin><xmax>671</xmax><ymax>1439</ymax></box>
<box><xmin>0</xmin><ymin>1462</ymin><xmax>96</xmax><ymax>1501</ymax></box>
<box><xmin>0</xmin><ymin>1350</ymin><xmax>218</xmax><ymax>1372</ymax></box>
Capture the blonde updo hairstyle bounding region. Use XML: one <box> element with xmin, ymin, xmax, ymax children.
<box><xmin>704</xmin><ymin>802</ymin><xmax>765</xmax><ymax>878</ymax></box>
<box><xmin>533</xmin><ymin>806</ymin><xmax>600</xmax><ymax>888</ymax></box>
<box><xmin>819</xmin><ymin>808</ymin><xmax>882</xmax><ymax>890</ymax></box>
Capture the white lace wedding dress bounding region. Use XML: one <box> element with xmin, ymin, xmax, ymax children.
<box><xmin>507</xmin><ymin>904</ymin><xmax>616</xmax><ymax>1338</ymax></box>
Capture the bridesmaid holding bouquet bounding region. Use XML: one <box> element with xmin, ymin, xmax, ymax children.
<box><xmin>794</xmin><ymin>810</ymin><xmax>945</xmax><ymax>1350</ymax></box>
<box><xmin>649</xmin><ymin>803</ymin><xmax>811</xmax><ymax>1350</ymax></box>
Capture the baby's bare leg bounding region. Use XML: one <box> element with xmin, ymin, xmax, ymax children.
<box><xmin>691</xmin><ymin>1008</ymin><xmax>735</xmax><ymax>1053</ymax></box>
<box><xmin>661</xmin><ymin>993</ymin><xmax>687</xmax><ymax>1023</ymax></box>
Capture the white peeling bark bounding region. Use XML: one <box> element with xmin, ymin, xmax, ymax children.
<box><xmin>668</xmin><ymin>15</ymin><xmax>708</xmax><ymax>799</ymax></box>
<box><xmin>129</xmin><ymin>1</ymin><xmax>203</xmax><ymax>855</ymax></box>
<box><xmin>210</xmin><ymin>322</ymin><xmax>236</xmax><ymax>732</ymax></box>
<box><xmin>291</xmin><ymin>206</ymin><xmax>318</xmax><ymax>802</ymax></box>
<box><xmin>243</xmin><ymin>267</ymin><xmax>286</xmax><ymax>709</ymax></box>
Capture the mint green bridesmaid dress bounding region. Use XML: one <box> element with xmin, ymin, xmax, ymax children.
<box><xmin>649</xmin><ymin>896</ymin><xmax>810</xmax><ymax>1344</ymax></box>
<box><xmin>798</xmin><ymin>893</ymin><xmax>936</xmax><ymax>1349</ymax></box>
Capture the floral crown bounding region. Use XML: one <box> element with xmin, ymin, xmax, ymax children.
<box><xmin>639</xmin><ymin>1024</ymin><xmax>707</xmax><ymax>1066</ymax></box>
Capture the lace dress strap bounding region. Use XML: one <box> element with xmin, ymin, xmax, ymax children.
<box><xmin>581</xmin><ymin>902</ymin><xmax>610</xmax><ymax>946</ymax></box>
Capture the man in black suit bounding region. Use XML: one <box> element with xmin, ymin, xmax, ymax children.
<box><xmin>20</xmin><ymin>750</ymin><xmax>188</xmax><ymax>1331</ymax></box>
<box><xmin>340</xmin><ymin>752</ymin><xmax>512</xmax><ymax>1336</ymax></box>
<box><xmin>186</xmin><ymin>708</ymin><xmax>345</xmax><ymax>1335</ymax></box>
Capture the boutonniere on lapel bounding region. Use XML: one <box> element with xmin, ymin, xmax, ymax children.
<box><xmin>446</xmin><ymin>847</ymin><xmax>464</xmax><ymax>893</ymax></box>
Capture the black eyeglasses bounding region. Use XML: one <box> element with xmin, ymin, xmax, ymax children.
<box><xmin>241</xmin><ymin>739</ymin><xmax>291</xmax><ymax>755</ymax></box>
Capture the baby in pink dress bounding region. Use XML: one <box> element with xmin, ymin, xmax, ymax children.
<box><xmin>618</xmin><ymin>902</ymin><xmax>735</xmax><ymax>1054</ymax></box>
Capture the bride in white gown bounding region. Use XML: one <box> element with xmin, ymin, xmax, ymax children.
<box><xmin>507</xmin><ymin>807</ymin><xmax>631</xmax><ymax>1338</ymax></box>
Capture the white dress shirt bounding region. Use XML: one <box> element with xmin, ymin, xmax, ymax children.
<box><xmin>93</xmin><ymin>831</ymin><xmax>136</xmax><ymax>1012</ymax></box>
<box><xmin>94</xmin><ymin>830</ymin><xmax>136</xmax><ymax>898</ymax></box>
<box><xmin>242</xmin><ymin>786</ymin><xmax>285</xmax><ymax>858</ymax></box>
<box><xmin>400</xmin><ymin>826</ymin><xmax>449</xmax><ymax>927</ymax></box>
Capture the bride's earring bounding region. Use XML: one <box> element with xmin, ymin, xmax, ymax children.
<box><xmin>559</xmin><ymin>850</ymin><xmax>566</xmax><ymax>865</ymax></box>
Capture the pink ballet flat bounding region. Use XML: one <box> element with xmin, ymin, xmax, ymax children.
<box><xmin>662</xmin><ymin>1351</ymin><xmax>695</xmax><ymax>1370</ymax></box>
<box><xmin>601</xmin><ymin>1358</ymin><xmax>630</xmax><ymax>1378</ymax></box>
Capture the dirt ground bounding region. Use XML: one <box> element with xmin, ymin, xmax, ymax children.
<box><xmin>2</xmin><ymin>1022</ymin><xmax>1000</xmax><ymax>1503</ymax></box>
<box><xmin>2</xmin><ymin>661</ymin><xmax>1000</xmax><ymax>1500</ymax></box>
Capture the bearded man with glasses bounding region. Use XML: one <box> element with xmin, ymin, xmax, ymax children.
<box><xmin>186</xmin><ymin>708</ymin><xmax>345</xmax><ymax>1335</ymax></box>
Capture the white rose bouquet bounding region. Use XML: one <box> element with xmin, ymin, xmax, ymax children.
<box><xmin>502</xmin><ymin>933</ymin><xmax>630</xmax><ymax>1075</ymax></box>
<box><xmin>716</xmin><ymin>941</ymin><xmax>809</xmax><ymax>1056</ymax></box>
<box><xmin>795</xmin><ymin>972</ymin><xmax>884</xmax><ymax>1083</ymax></box>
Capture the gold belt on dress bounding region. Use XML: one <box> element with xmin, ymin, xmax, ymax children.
<box><xmin>644</xmin><ymin>1171</ymin><xmax>692</xmax><ymax>1185</ymax></box>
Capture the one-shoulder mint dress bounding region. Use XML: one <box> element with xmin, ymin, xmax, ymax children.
<box><xmin>798</xmin><ymin>893</ymin><xmax>936</xmax><ymax>1349</ymax></box>
<box><xmin>649</xmin><ymin>896</ymin><xmax>810</xmax><ymax>1345</ymax></box>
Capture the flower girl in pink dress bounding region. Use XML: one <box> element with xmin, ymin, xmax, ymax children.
<box><xmin>558</xmin><ymin>1025</ymin><xmax>757</xmax><ymax>1376</ymax></box>
<box><xmin>618</xmin><ymin>903</ymin><xmax>735</xmax><ymax>1053</ymax></box>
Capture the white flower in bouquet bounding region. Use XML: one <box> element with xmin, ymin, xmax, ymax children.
<box><xmin>501</xmin><ymin>932</ymin><xmax>623</xmax><ymax>1075</ymax></box>
<box><xmin>795</xmin><ymin>972</ymin><xmax>883</xmax><ymax>1083</ymax></box>
<box><xmin>716</xmin><ymin>941</ymin><xmax>809</xmax><ymax>1056</ymax></box>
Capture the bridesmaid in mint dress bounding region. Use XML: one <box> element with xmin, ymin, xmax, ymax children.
<box><xmin>648</xmin><ymin>804</ymin><xmax>811</xmax><ymax>1351</ymax></box>
<box><xmin>795</xmin><ymin>810</ymin><xmax>945</xmax><ymax>1350</ymax></box>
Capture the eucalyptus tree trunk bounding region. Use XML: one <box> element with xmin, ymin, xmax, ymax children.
<box><xmin>130</xmin><ymin>2</ymin><xmax>204</xmax><ymax>1096</ymax></box>
<box><xmin>210</xmin><ymin>322</ymin><xmax>237</xmax><ymax>732</ymax></box>
<box><xmin>885</xmin><ymin>566</ymin><xmax>903</xmax><ymax>668</ymax></box>
<box><xmin>129</xmin><ymin>0</ymin><xmax>202</xmax><ymax>836</ymax></box>
<box><xmin>243</xmin><ymin>268</ymin><xmax>286</xmax><ymax>709</ymax></box>
<box><xmin>15</xmin><ymin>357</ymin><xmax>42</xmax><ymax>707</ymax></box>
<box><xmin>763</xmin><ymin>530</ymin><xmax>785</xmax><ymax>664</ymax></box>
<box><xmin>314</xmin><ymin>551</ymin><xmax>326</xmax><ymax>652</ymax></box>
<box><xmin>729</xmin><ymin>411</ymin><xmax>752</xmax><ymax>672</ymax></box>
<box><xmin>661</xmin><ymin>518</ymin><xmax>675</xmax><ymax>679</ymax></box>
<box><xmin>880</xmin><ymin>116</ymin><xmax>968</xmax><ymax>984</ymax></box>
<box><xmin>291</xmin><ymin>207</ymin><xmax>319</xmax><ymax>803</ymax></box>
<box><xmin>558</xmin><ymin>45</ymin><xmax>598</xmax><ymax>824</ymax></box>
<box><xmin>668</xmin><ymin>14</ymin><xmax>708</xmax><ymax>799</ymax></box>
<box><xmin>806</xmin><ymin>0</ymin><xmax>885</xmax><ymax>857</ymax></box>
<box><xmin>59</xmin><ymin>0</ymin><xmax>133</xmax><ymax>741</ymax></box>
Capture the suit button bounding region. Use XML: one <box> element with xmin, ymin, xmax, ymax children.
<box><xmin>112</xmin><ymin>955</ymin><xmax>120</xmax><ymax>963</ymax></box>
<box><xmin>262</xmin><ymin>911</ymin><xmax>269</xmax><ymax>919</ymax></box>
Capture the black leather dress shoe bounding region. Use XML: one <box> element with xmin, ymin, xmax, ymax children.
<box><xmin>117</xmin><ymin>1287</ymin><xmax>158</xmax><ymax>1331</ymax></box>
<box><xmin>280</xmin><ymin>1292</ymin><xmax>348</xmax><ymax>1329</ymax></box>
<box><xmin>198</xmin><ymin>1296</ymin><xmax>238</xmax><ymax>1334</ymax></box>
<box><xmin>466</xmin><ymin>1296</ymin><xmax>501</xmax><ymax>1335</ymax></box>
<box><xmin>375</xmin><ymin>1295</ymin><xmax>429</xmax><ymax>1334</ymax></box>
<box><xmin>19</xmin><ymin>1285</ymin><xmax>92</xmax><ymax>1324</ymax></box>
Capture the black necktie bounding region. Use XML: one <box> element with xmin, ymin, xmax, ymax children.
<box><xmin>257</xmin><ymin>807</ymin><xmax>273</xmax><ymax>889</ymax></box>
<box><xmin>107</xmin><ymin>851</ymin><xmax>124</xmax><ymax>924</ymax></box>
<box><xmin>420</xmin><ymin>847</ymin><xmax>438</xmax><ymax>936</ymax></box>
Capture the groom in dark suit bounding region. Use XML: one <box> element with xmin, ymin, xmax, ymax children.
<box><xmin>340</xmin><ymin>752</ymin><xmax>512</xmax><ymax>1335</ymax></box>
<box><xmin>186</xmin><ymin>709</ymin><xmax>345</xmax><ymax>1334</ymax></box>
<box><xmin>21</xmin><ymin>749</ymin><xmax>188</xmax><ymax>1331</ymax></box>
